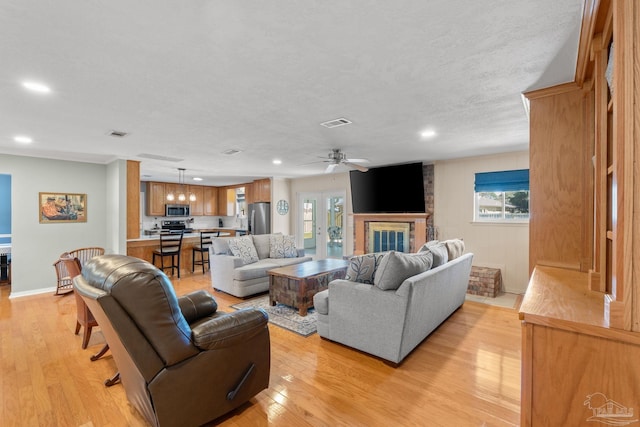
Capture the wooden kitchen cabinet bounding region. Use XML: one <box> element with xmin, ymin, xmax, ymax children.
<box><xmin>254</xmin><ymin>178</ymin><xmax>271</xmax><ymax>202</ymax></box>
<box><xmin>244</xmin><ymin>182</ymin><xmax>255</xmax><ymax>204</ymax></box>
<box><xmin>217</xmin><ymin>186</ymin><xmax>236</xmax><ymax>216</ymax></box>
<box><xmin>188</xmin><ymin>185</ymin><xmax>204</xmax><ymax>215</ymax></box>
<box><xmin>146</xmin><ymin>181</ymin><xmax>166</xmax><ymax>216</ymax></box>
<box><xmin>203</xmin><ymin>186</ymin><xmax>218</xmax><ymax>216</ymax></box>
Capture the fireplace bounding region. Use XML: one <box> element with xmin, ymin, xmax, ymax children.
<box><xmin>367</xmin><ymin>222</ymin><xmax>411</xmax><ymax>253</ymax></box>
<box><xmin>353</xmin><ymin>213</ymin><xmax>429</xmax><ymax>255</ymax></box>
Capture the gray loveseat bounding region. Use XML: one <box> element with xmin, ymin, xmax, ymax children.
<box><xmin>314</xmin><ymin>241</ymin><xmax>473</xmax><ymax>364</ymax></box>
<box><xmin>209</xmin><ymin>234</ymin><xmax>312</xmax><ymax>298</ymax></box>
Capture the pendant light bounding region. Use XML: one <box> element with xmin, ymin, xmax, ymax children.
<box><xmin>166</xmin><ymin>168</ymin><xmax>195</xmax><ymax>202</ymax></box>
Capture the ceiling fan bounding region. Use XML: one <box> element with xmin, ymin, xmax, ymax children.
<box><xmin>322</xmin><ymin>149</ymin><xmax>369</xmax><ymax>173</ymax></box>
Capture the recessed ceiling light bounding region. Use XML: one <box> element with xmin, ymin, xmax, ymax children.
<box><xmin>272</xmin><ymin>159</ymin><xmax>282</xmax><ymax>165</ymax></box>
<box><xmin>192</xmin><ymin>177</ymin><xmax>203</xmax><ymax>181</ymax></box>
<box><xmin>420</xmin><ymin>129</ymin><xmax>437</xmax><ymax>138</ymax></box>
<box><xmin>21</xmin><ymin>81</ymin><xmax>51</xmax><ymax>94</ymax></box>
<box><xmin>14</xmin><ymin>135</ymin><xmax>33</xmax><ymax>144</ymax></box>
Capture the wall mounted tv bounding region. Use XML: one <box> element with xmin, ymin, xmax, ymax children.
<box><xmin>349</xmin><ymin>162</ymin><xmax>426</xmax><ymax>214</ymax></box>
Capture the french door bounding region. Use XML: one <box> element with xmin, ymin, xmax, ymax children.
<box><xmin>297</xmin><ymin>191</ymin><xmax>345</xmax><ymax>259</ymax></box>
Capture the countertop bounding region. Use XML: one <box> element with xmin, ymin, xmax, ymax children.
<box><xmin>128</xmin><ymin>228</ymin><xmax>246</xmax><ymax>242</ymax></box>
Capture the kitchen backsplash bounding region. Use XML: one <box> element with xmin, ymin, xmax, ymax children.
<box><xmin>141</xmin><ymin>215</ymin><xmax>246</xmax><ymax>231</ymax></box>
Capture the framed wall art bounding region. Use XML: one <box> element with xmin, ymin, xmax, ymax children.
<box><xmin>39</xmin><ymin>192</ymin><xmax>86</xmax><ymax>223</ymax></box>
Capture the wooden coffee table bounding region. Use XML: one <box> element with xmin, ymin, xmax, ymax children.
<box><xmin>268</xmin><ymin>259</ymin><xmax>349</xmax><ymax>316</ymax></box>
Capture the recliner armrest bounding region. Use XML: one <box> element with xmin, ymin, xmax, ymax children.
<box><xmin>191</xmin><ymin>308</ymin><xmax>268</xmax><ymax>350</ymax></box>
<box><xmin>178</xmin><ymin>290</ymin><xmax>218</xmax><ymax>324</ymax></box>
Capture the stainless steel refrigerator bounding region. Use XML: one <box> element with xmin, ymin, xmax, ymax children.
<box><xmin>248</xmin><ymin>202</ymin><xmax>271</xmax><ymax>235</ymax></box>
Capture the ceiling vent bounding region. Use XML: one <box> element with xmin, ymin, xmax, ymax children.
<box><xmin>107</xmin><ymin>129</ymin><xmax>129</xmax><ymax>138</ymax></box>
<box><xmin>222</xmin><ymin>149</ymin><xmax>243</xmax><ymax>155</ymax></box>
<box><xmin>320</xmin><ymin>118</ymin><xmax>352</xmax><ymax>128</ymax></box>
<box><xmin>136</xmin><ymin>153</ymin><xmax>184</xmax><ymax>162</ymax></box>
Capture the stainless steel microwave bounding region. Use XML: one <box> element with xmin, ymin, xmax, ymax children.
<box><xmin>165</xmin><ymin>204</ymin><xmax>190</xmax><ymax>217</ymax></box>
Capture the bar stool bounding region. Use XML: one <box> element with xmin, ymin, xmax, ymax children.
<box><xmin>192</xmin><ymin>230</ymin><xmax>218</xmax><ymax>274</ymax></box>
<box><xmin>153</xmin><ymin>231</ymin><xmax>184</xmax><ymax>278</ymax></box>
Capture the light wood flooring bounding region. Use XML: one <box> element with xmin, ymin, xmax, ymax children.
<box><xmin>0</xmin><ymin>272</ymin><xmax>522</xmax><ymax>426</ymax></box>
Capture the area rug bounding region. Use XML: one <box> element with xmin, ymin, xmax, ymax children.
<box><xmin>231</xmin><ymin>295</ymin><xmax>317</xmax><ymax>337</ymax></box>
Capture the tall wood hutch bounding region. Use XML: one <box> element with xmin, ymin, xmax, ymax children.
<box><xmin>520</xmin><ymin>0</ymin><xmax>640</xmax><ymax>425</ymax></box>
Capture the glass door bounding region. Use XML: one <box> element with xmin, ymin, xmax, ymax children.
<box><xmin>298</xmin><ymin>191</ymin><xmax>345</xmax><ymax>259</ymax></box>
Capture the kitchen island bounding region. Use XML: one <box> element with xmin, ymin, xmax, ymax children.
<box><xmin>127</xmin><ymin>228</ymin><xmax>246</xmax><ymax>275</ymax></box>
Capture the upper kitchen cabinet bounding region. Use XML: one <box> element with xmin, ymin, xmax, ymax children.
<box><xmin>189</xmin><ymin>185</ymin><xmax>204</xmax><ymax>215</ymax></box>
<box><xmin>146</xmin><ymin>182</ymin><xmax>166</xmax><ymax>216</ymax></box>
<box><xmin>246</xmin><ymin>178</ymin><xmax>271</xmax><ymax>204</ymax></box>
<box><xmin>217</xmin><ymin>186</ymin><xmax>236</xmax><ymax>216</ymax></box>
<box><xmin>203</xmin><ymin>186</ymin><xmax>218</xmax><ymax>216</ymax></box>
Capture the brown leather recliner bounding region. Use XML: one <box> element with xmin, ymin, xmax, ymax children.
<box><xmin>73</xmin><ymin>254</ymin><xmax>270</xmax><ymax>427</ymax></box>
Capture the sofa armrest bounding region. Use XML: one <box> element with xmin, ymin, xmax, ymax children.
<box><xmin>191</xmin><ymin>308</ymin><xmax>268</xmax><ymax>350</ymax></box>
<box><xmin>178</xmin><ymin>290</ymin><xmax>218</xmax><ymax>324</ymax></box>
<box><xmin>209</xmin><ymin>248</ymin><xmax>245</xmax><ymax>287</ymax></box>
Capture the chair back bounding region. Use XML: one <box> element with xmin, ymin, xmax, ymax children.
<box><xmin>199</xmin><ymin>230</ymin><xmax>219</xmax><ymax>248</ymax></box>
<box><xmin>68</xmin><ymin>247</ymin><xmax>105</xmax><ymax>267</ymax></box>
<box><xmin>53</xmin><ymin>259</ymin><xmax>73</xmax><ymax>294</ymax></box>
<box><xmin>59</xmin><ymin>252</ymin><xmax>82</xmax><ymax>278</ymax></box>
<box><xmin>159</xmin><ymin>231</ymin><xmax>183</xmax><ymax>253</ymax></box>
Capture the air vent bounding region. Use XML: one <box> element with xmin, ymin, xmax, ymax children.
<box><xmin>320</xmin><ymin>118</ymin><xmax>352</xmax><ymax>128</ymax></box>
<box><xmin>137</xmin><ymin>153</ymin><xmax>184</xmax><ymax>162</ymax></box>
<box><xmin>222</xmin><ymin>149</ymin><xmax>243</xmax><ymax>155</ymax></box>
<box><xmin>107</xmin><ymin>130</ymin><xmax>129</xmax><ymax>137</ymax></box>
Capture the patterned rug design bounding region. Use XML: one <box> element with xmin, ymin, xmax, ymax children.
<box><xmin>231</xmin><ymin>294</ymin><xmax>317</xmax><ymax>337</ymax></box>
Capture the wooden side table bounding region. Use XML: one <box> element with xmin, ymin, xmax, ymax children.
<box><xmin>268</xmin><ymin>259</ymin><xmax>349</xmax><ymax>316</ymax></box>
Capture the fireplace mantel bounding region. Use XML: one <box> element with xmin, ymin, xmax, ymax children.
<box><xmin>353</xmin><ymin>213</ymin><xmax>430</xmax><ymax>255</ymax></box>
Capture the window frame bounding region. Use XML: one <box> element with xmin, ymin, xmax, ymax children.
<box><xmin>473</xmin><ymin>169</ymin><xmax>530</xmax><ymax>224</ymax></box>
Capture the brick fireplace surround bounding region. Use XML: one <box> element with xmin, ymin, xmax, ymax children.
<box><xmin>353</xmin><ymin>213</ymin><xmax>430</xmax><ymax>255</ymax></box>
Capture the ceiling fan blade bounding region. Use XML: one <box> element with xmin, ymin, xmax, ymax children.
<box><xmin>325</xmin><ymin>163</ymin><xmax>338</xmax><ymax>174</ymax></box>
<box><xmin>345</xmin><ymin>158</ymin><xmax>369</xmax><ymax>163</ymax></box>
<box><xmin>344</xmin><ymin>162</ymin><xmax>369</xmax><ymax>172</ymax></box>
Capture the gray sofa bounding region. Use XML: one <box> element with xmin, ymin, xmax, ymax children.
<box><xmin>314</xmin><ymin>245</ymin><xmax>473</xmax><ymax>365</ymax></box>
<box><xmin>209</xmin><ymin>234</ymin><xmax>312</xmax><ymax>298</ymax></box>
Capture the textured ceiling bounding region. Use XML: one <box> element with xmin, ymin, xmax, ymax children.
<box><xmin>0</xmin><ymin>0</ymin><xmax>584</xmax><ymax>185</ymax></box>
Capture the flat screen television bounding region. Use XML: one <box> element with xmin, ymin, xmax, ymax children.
<box><xmin>350</xmin><ymin>162</ymin><xmax>426</xmax><ymax>213</ymax></box>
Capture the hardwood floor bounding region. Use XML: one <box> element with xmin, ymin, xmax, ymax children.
<box><xmin>0</xmin><ymin>273</ymin><xmax>521</xmax><ymax>426</ymax></box>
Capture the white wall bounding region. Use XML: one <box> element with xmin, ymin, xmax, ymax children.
<box><xmin>271</xmin><ymin>177</ymin><xmax>291</xmax><ymax>235</ymax></box>
<box><xmin>434</xmin><ymin>151</ymin><xmax>530</xmax><ymax>294</ymax></box>
<box><xmin>0</xmin><ymin>154</ymin><xmax>125</xmax><ymax>297</ymax></box>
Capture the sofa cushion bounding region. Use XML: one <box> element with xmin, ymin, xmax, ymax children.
<box><xmin>345</xmin><ymin>252</ymin><xmax>386</xmax><ymax>284</ymax></box>
<box><xmin>211</xmin><ymin>237</ymin><xmax>232</xmax><ymax>255</ymax></box>
<box><xmin>270</xmin><ymin>256</ymin><xmax>313</xmax><ymax>267</ymax></box>
<box><xmin>233</xmin><ymin>259</ymin><xmax>279</xmax><ymax>281</ymax></box>
<box><xmin>443</xmin><ymin>238</ymin><xmax>465</xmax><ymax>260</ymax></box>
<box><xmin>251</xmin><ymin>234</ymin><xmax>273</xmax><ymax>259</ymax></box>
<box><xmin>269</xmin><ymin>234</ymin><xmax>298</xmax><ymax>258</ymax></box>
<box><xmin>228</xmin><ymin>236</ymin><xmax>259</xmax><ymax>264</ymax></box>
<box><xmin>374</xmin><ymin>251</ymin><xmax>433</xmax><ymax>291</ymax></box>
<box><xmin>419</xmin><ymin>241</ymin><xmax>449</xmax><ymax>267</ymax></box>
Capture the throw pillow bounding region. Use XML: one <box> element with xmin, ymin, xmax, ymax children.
<box><xmin>373</xmin><ymin>251</ymin><xmax>433</xmax><ymax>291</ymax></box>
<box><xmin>443</xmin><ymin>238</ymin><xmax>465</xmax><ymax>260</ymax></box>
<box><xmin>419</xmin><ymin>241</ymin><xmax>448</xmax><ymax>267</ymax></box>
<box><xmin>252</xmin><ymin>234</ymin><xmax>271</xmax><ymax>259</ymax></box>
<box><xmin>228</xmin><ymin>236</ymin><xmax>259</xmax><ymax>264</ymax></box>
<box><xmin>345</xmin><ymin>252</ymin><xmax>386</xmax><ymax>284</ymax></box>
<box><xmin>269</xmin><ymin>234</ymin><xmax>298</xmax><ymax>258</ymax></box>
<box><xmin>211</xmin><ymin>237</ymin><xmax>232</xmax><ymax>255</ymax></box>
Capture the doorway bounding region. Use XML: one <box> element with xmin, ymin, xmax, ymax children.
<box><xmin>297</xmin><ymin>191</ymin><xmax>346</xmax><ymax>259</ymax></box>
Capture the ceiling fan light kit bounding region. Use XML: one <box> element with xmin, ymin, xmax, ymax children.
<box><xmin>323</xmin><ymin>149</ymin><xmax>369</xmax><ymax>173</ymax></box>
